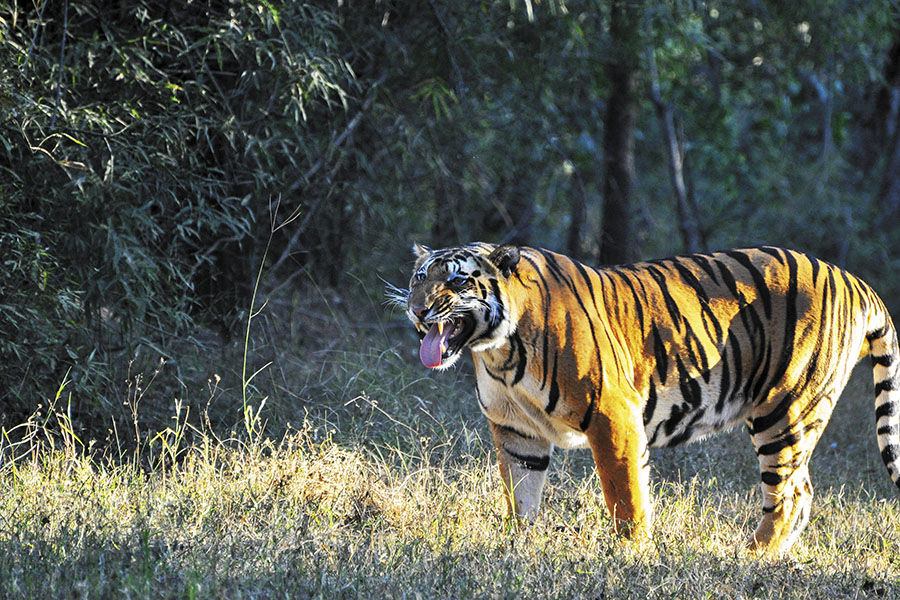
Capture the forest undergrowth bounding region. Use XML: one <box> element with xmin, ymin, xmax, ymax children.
<box><xmin>1</xmin><ymin>283</ymin><xmax>899</xmax><ymax>599</ymax></box>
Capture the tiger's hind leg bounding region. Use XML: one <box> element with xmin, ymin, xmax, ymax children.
<box><xmin>748</xmin><ymin>459</ymin><xmax>815</xmax><ymax>554</ymax></box>
<box><xmin>746</xmin><ymin>389</ymin><xmax>837</xmax><ymax>554</ymax></box>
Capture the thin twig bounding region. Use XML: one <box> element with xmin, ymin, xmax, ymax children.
<box><xmin>427</xmin><ymin>0</ymin><xmax>466</xmax><ymax>95</ymax></box>
<box><xmin>286</xmin><ymin>75</ymin><xmax>385</xmax><ymax>193</ymax></box>
<box><xmin>22</xmin><ymin>0</ymin><xmax>50</xmax><ymax>70</ymax></box>
<box><xmin>647</xmin><ymin>47</ymin><xmax>703</xmax><ymax>253</ymax></box>
<box><xmin>271</xmin><ymin>77</ymin><xmax>384</xmax><ymax>274</ymax></box>
<box><xmin>50</xmin><ymin>0</ymin><xmax>69</xmax><ymax>130</ymax></box>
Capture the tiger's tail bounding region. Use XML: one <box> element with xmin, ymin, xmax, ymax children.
<box><xmin>867</xmin><ymin>302</ymin><xmax>900</xmax><ymax>491</ymax></box>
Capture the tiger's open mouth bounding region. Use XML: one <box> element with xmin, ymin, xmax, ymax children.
<box><xmin>415</xmin><ymin>315</ymin><xmax>476</xmax><ymax>368</ymax></box>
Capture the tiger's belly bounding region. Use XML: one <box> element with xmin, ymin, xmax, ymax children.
<box><xmin>643</xmin><ymin>376</ymin><xmax>751</xmax><ymax>448</ymax></box>
<box><xmin>475</xmin><ymin>358</ymin><xmax>749</xmax><ymax>450</ymax></box>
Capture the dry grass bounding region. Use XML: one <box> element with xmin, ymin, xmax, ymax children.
<box><xmin>2</xmin><ymin>328</ymin><xmax>900</xmax><ymax>598</ymax></box>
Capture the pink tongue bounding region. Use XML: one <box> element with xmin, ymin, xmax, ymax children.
<box><xmin>419</xmin><ymin>323</ymin><xmax>452</xmax><ymax>368</ymax></box>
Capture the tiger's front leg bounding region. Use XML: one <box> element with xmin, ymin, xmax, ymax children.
<box><xmin>488</xmin><ymin>421</ymin><xmax>553</xmax><ymax>521</ymax></box>
<box><xmin>585</xmin><ymin>402</ymin><xmax>653</xmax><ymax>539</ymax></box>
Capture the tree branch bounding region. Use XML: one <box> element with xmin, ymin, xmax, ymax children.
<box><xmin>272</xmin><ymin>77</ymin><xmax>385</xmax><ymax>274</ymax></box>
<box><xmin>647</xmin><ymin>48</ymin><xmax>704</xmax><ymax>253</ymax></box>
<box><xmin>50</xmin><ymin>0</ymin><xmax>69</xmax><ymax>130</ymax></box>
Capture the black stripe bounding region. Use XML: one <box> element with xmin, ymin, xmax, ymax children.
<box><xmin>535</xmin><ymin>249</ymin><xmax>567</xmax><ymax>283</ymax></box>
<box><xmin>538</xmin><ymin>250</ymin><xmax>606</xmax><ymax>395</ymax></box>
<box><xmin>872</xmin><ymin>354</ymin><xmax>895</xmax><ymax>367</ymax></box>
<box><xmin>687</xmin><ymin>254</ymin><xmax>720</xmax><ymax>284</ymax></box>
<box><xmin>571</xmin><ymin>257</ymin><xmax>598</xmax><ymax>307</ymax></box>
<box><xmin>756</xmin><ymin>432</ymin><xmax>800</xmax><ymax>456</ymax></box>
<box><xmin>685</xmin><ymin>326</ymin><xmax>711</xmax><ymax>380</ymax></box>
<box><xmin>521</xmin><ymin>253</ymin><xmax>553</xmax><ymax>390</ymax></box>
<box><xmin>488</xmin><ymin>278</ymin><xmax>505</xmax><ymax>325</ymax></box>
<box><xmin>868</xmin><ymin>325</ymin><xmax>888</xmax><ymax>342</ymax></box>
<box><xmin>671</xmin><ymin>259</ymin><xmax>711</xmax><ymax>302</ymax></box>
<box><xmin>648</xmin><ymin>420</ymin><xmax>664</xmax><ymax>447</ymax></box>
<box><xmin>717</xmin><ymin>259</ymin><xmax>766</xmax><ymax>369</ymax></box>
<box><xmin>671</xmin><ymin>259</ymin><xmax>724</xmax><ymax>344</ymax></box>
<box><xmin>747</xmin><ymin>344</ymin><xmax>771</xmax><ymax>404</ymax></box>
<box><xmin>643</xmin><ymin>380</ymin><xmax>658</xmax><ymax>427</ymax></box>
<box><xmin>511</xmin><ymin>333</ymin><xmax>527</xmax><ymax>385</ymax></box>
<box><xmin>483</xmin><ymin>366</ymin><xmax>507</xmax><ymax>384</ymax></box>
<box><xmin>475</xmin><ymin>383</ymin><xmax>487</xmax><ymax>412</ymax></box>
<box><xmin>594</xmin><ymin>273</ymin><xmax>625</xmax><ymax>378</ymax></box>
<box><xmin>715</xmin><ymin>258</ymin><xmax>741</xmax><ymax>299</ymax></box>
<box><xmin>505</xmin><ymin>449</ymin><xmax>550</xmax><ymax>471</ymax></box>
<box><xmin>811</xmin><ymin>267</ymin><xmax>837</xmax><ymax>386</ymax></box>
<box><xmin>546</xmin><ymin>353</ymin><xmax>560</xmax><ymax>413</ymax></box>
<box><xmin>580</xmin><ymin>395</ymin><xmax>594</xmax><ymax>431</ymax></box>
<box><xmin>652</xmin><ymin>326</ymin><xmax>669</xmax><ymax>383</ymax></box>
<box><xmin>647</xmin><ymin>265</ymin><xmax>684</xmax><ymax>329</ymax></box>
<box><xmin>676</xmin><ymin>355</ymin><xmax>703</xmax><ymax>408</ymax></box>
<box><xmin>665</xmin><ymin>408</ymin><xmax>706</xmax><ymax>446</ymax></box>
<box><xmin>876</xmin><ymin>401</ymin><xmax>897</xmax><ymax>420</ymax></box>
<box><xmin>878</xmin><ymin>425</ymin><xmax>899</xmax><ymax>437</ymax></box>
<box><xmin>726</xmin><ymin>250</ymin><xmax>773</xmax><ymax>319</ymax></box>
<box><xmin>809</xmin><ymin>254</ymin><xmax>821</xmax><ymax>285</ymax></box>
<box><xmin>839</xmin><ymin>269</ymin><xmax>860</xmax><ymax>304</ymax></box>
<box><xmin>881</xmin><ymin>444</ymin><xmax>900</xmax><ymax>465</ymax></box>
<box><xmin>714</xmin><ymin>337</ymin><xmax>734</xmax><ymax>414</ymax></box>
<box><xmin>541</xmin><ymin>329</ymin><xmax>550</xmax><ymax>389</ymax></box>
<box><xmin>758</xmin><ymin>246</ymin><xmax>787</xmax><ymax>264</ymax></box>
<box><xmin>496</xmin><ymin>423</ymin><xmax>534</xmax><ymax>439</ymax></box>
<box><xmin>613</xmin><ymin>269</ymin><xmax>645</xmax><ymax>331</ymax></box>
<box><xmin>750</xmin><ymin>389</ymin><xmax>797</xmax><ymax>435</ymax></box>
<box><xmin>663</xmin><ymin>402</ymin><xmax>690</xmax><ymax>437</ymax></box>
<box><xmin>771</xmin><ymin>249</ymin><xmax>800</xmax><ymax>385</ymax></box>
<box><xmin>761</xmin><ymin>471</ymin><xmax>782</xmax><ymax>486</ymax></box>
<box><xmin>728</xmin><ymin>332</ymin><xmax>744</xmax><ymax>400</ymax></box>
<box><xmin>876</xmin><ymin>379</ymin><xmax>900</xmax><ymax>396</ymax></box>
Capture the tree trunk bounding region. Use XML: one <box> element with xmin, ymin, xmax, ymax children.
<box><xmin>482</xmin><ymin>172</ymin><xmax>535</xmax><ymax>246</ymax></box>
<box><xmin>599</xmin><ymin>0</ymin><xmax>639</xmax><ymax>265</ymax></box>
<box><xmin>648</xmin><ymin>49</ymin><xmax>704</xmax><ymax>254</ymax></box>
<box><xmin>877</xmin><ymin>28</ymin><xmax>900</xmax><ymax>229</ymax></box>
<box><xmin>879</xmin><ymin>123</ymin><xmax>900</xmax><ymax>228</ymax></box>
<box><xmin>567</xmin><ymin>192</ymin><xmax>586</xmax><ymax>259</ymax></box>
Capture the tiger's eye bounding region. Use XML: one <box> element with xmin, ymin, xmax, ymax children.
<box><xmin>447</xmin><ymin>273</ymin><xmax>468</xmax><ymax>288</ymax></box>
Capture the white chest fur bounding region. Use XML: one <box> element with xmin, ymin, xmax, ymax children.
<box><xmin>473</xmin><ymin>357</ymin><xmax>590</xmax><ymax>449</ymax></box>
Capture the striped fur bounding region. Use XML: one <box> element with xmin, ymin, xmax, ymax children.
<box><xmin>394</xmin><ymin>243</ymin><xmax>900</xmax><ymax>554</ymax></box>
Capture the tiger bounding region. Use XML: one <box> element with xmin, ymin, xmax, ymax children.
<box><xmin>387</xmin><ymin>242</ymin><xmax>900</xmax><ymax>554</ymax></box>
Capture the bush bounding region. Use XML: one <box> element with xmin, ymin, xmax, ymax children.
<box><xmin>0</xmin><ymin>0</ymin><xmax>368</xmax><ymax>429</ymax></box>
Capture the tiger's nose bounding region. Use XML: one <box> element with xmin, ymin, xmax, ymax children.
<box><xmin>412</xmin><ymin>305</ymin><xmax>428</xmax><ymax>319</ymax></box>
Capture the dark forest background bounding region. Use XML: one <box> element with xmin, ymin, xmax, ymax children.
<box><xmin>2</xmin><ymin>0</ymin><xmax>900</xmax><ymax>441</ymax></box>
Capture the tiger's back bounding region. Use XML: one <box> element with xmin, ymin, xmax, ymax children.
<box><xmin>612</xmin><ymin>247</ymin><xmax>879</xmax><ymax>448</ymax></box>
<box><xmin>397</xmin><ymin>243</ymin><xmax>900</xmax><ymax>555</ymax></box>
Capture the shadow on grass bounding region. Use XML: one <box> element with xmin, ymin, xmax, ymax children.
<box><xmin>0</xmin><ymin>519</ymin><xmax>895</xmax><ymax>599</ymax></box>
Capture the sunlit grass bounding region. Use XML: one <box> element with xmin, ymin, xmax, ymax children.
<box><xmin>1</xmin><ymin>341</ymin><xmax>898</xmax><ymax>598</ymax></box>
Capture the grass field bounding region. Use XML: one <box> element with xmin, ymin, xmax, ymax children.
<box><xmin>2</xmin><ymin>299</ymin><xmax>900</xmax><ymax>599</ymax></box>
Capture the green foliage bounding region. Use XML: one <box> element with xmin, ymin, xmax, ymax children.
<box><xmin>1</xmin><ymin>3</ymin><xmax>900</xmax><ymax>592</ymax></box>
<box><xmin>2</xmin><ymin>0</ymin><xmax>900</xmax><ymax>435</ymax></box>
<box><xmin>0</xmin><ymin>0</ymin><xmax>368</xmax><ymax>423</ymax></box>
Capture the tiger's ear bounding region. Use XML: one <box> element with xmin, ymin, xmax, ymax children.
<box><xmin>488</xmin><ymin>245</ymin><xmax>520</xmax><ymax>277</ymax></box>
<box><xmin>413</xmin><ymin>242</ymin><xmax>431</xmax><ymax>259</ymax></box>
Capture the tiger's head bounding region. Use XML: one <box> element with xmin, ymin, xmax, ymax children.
<box><xmin>387</xmin><ymin>242</ymin><xmax>521</xmax><ymax>370</ymax></box>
